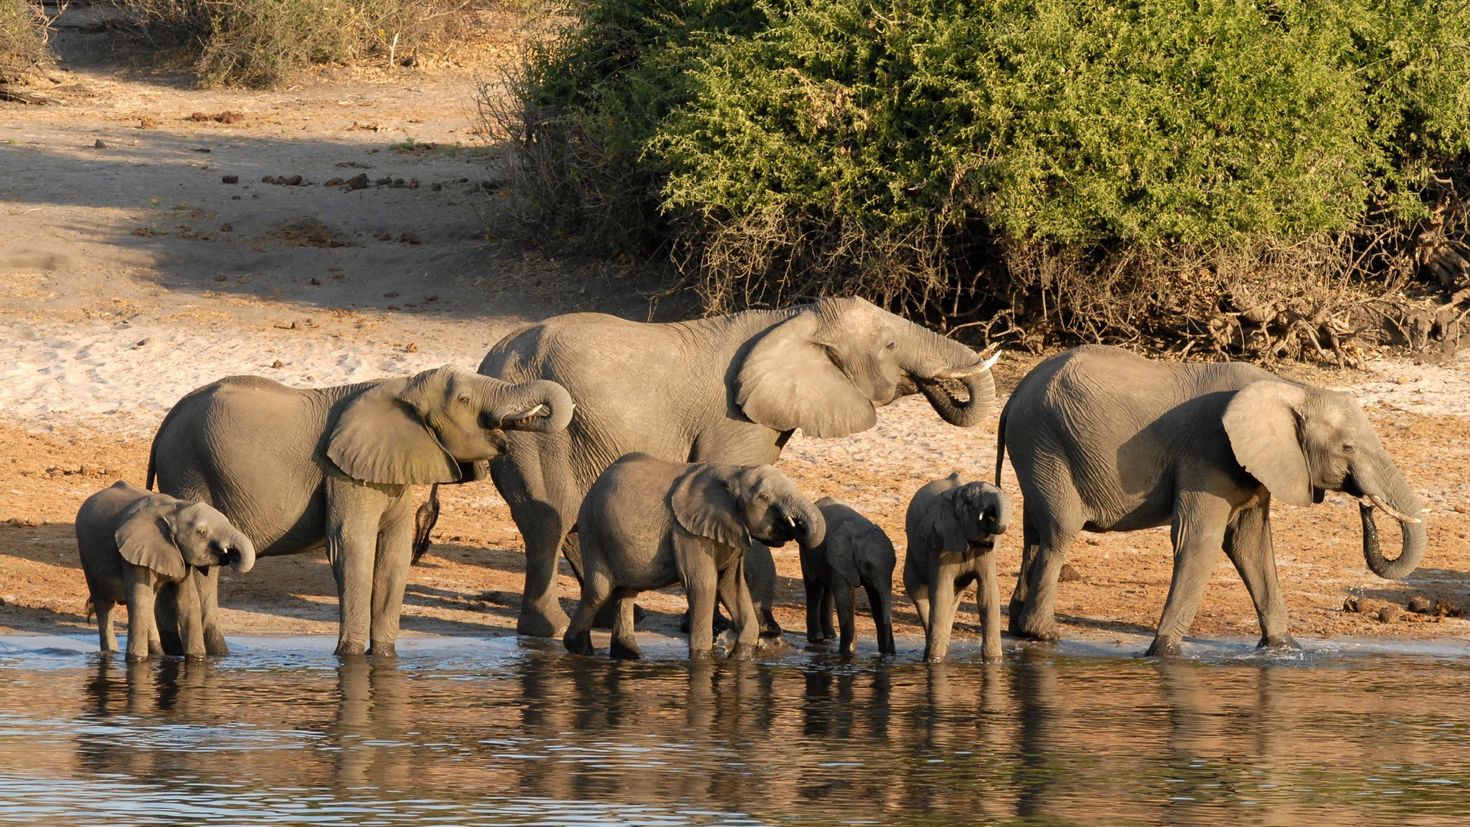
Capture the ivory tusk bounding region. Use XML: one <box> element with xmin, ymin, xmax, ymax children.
<box><xmin>934</xmin><ymin>349</ymin><xmax>1001</xmax><ymax>380</ymax></box>
<box><xmin>507</xmin><ymin>403</ymin><xmax>547</xmax><ymax>421</ymax></box>
<box><xmin>786</xmin><ymin>515</ymin><xmax>798</xmax><ymax>529</ymax></box>
<box><xmin>1365</xmin><ymin>494</ymin><xmax>1422</xmax><ymax>524</ymax></box>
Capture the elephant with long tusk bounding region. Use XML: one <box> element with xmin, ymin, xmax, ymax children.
<box><xmin>998</xmin><ymin>345</ymin><xmax>1427</xmax><ymax>657</ymax></box>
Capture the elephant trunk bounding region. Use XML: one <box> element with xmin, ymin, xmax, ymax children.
<box><xmin>1359</xmin><ymin>457</ymin><xmax>1425</xmax><ymax>580</ymax></box>
<box><xmin>791</xmin><ymin>498</ymin><xmax>827</xmax><ymax>549</ymax></box>
<box><xmin>494</xmin><ymin>379</ymin><xmax>574</xmax><ymax>434</ymax></box>
<box><xmin>900</xmin><ymin>326</ymin><xmax>998</xmax><ymax>428</ymax></box>
<box><xmin>224</xmin><ymin>529</ymin><xmax>256</xmax><ymax>575</ymax></box>
<box><xmin>874</xmin><ymin>589</ymin><xmax>896</xmax><ymax>656</ymax></box>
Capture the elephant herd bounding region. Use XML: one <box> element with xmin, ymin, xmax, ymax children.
<box><xmin>74</xmin><ymin>296</ymin><xmax>1427</xmax><ymax>663</ymax></box>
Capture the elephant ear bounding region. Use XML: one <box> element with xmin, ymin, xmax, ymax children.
<box><xmin>928</xmin><ymin>492</ymin><xmax>972</xmax><ymax>553</ymax></box>
<box><xmin>734</xmin><ymin>310</ymin><xmax>877</xmax><ymax>438</ymax></box>
<box><xmin>670</xmin><ymin>466</ymin><xmax>750</xmax><ymax>548</ymax></box>
<box><xmin>115</xmin><ymin>498</ymin><xmax>187</xmax><ymax>581</ymax></box>
<box><xmin>327</xmin><ymin>379</ymin><xmax>462</xmax><ymax>486</ymax></box>
<box><xmin>1223</xmin><ymin>380</ymin><xmax>1312</xmax><ymax>507</ymax></box>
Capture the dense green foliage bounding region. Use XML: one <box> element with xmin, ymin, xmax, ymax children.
<box><xmin>117</xmin><ymin>0</ymin><xmax>472</xmax><ymax>87</ymax></box>
<box><xmin>0</xmin><ymin>0</ymin><xmax>47</xmax><ymax>82</ymax></box>
<box><xmin>515</xmin><ymin>0</ymin><xmax>1470</xmax><ymax>352</ymax></box>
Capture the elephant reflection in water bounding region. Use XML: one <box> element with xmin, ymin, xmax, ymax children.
<box><xmin>331</xmin><ymin>658</ymin><xmax>413</xmax><ymax>791</ymax></box>
<box><xmin>77</xmin><ymin>658</ymin><xmax>226</xmax><ymax>781</ymax></box>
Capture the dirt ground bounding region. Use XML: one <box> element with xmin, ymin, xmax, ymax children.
<box><xmin>2</xmin><ymin>5</ymin><xmax>1469</xmax><ymax>654</ymax></box>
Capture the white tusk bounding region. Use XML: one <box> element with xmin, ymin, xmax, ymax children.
<box><xmin>1364</xmin><ymin>494</ymin><xmax>1422</xmax><ymax>524</ymax></box>
<box><xmin>786</xmin><ymin>515</ymin><xmax>798</xmax><ymax>528</ymax></box>
<box><xmin>508</xmin><ymin>403</ymin><xmax>547</xmax><ymax>420</ymax></box>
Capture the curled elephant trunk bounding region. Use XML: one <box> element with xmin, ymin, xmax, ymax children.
<box><xmin>495</xmin><ymin>380</ymin><xmax>574</xmax><ymax>434</ymax></box>
<box><xmin>1359</xmin><ymin>459</ymin><xmax>1426</xmax><ymax>580</ymax></box>
<box><xmin>902</xmin><ymin>326</ymin><xmax>999</xmax><ymax>428</ymax></box>
<box><xmin>224</xmin><ymin>531</ymin><xmax>256</xmax><ymax>575</ymax></box>
<box><xmin>792</xmin><ymin>499</ymin><xmax>827</xmax><ymax>549</ymax></box>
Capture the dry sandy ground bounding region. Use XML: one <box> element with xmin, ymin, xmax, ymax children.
<box><xmin>2</xmin><ymin>9</ymin><xmax>1468</xmax><ymax>656</ymax></box>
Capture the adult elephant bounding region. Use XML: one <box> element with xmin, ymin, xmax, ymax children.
<box><xmin>148</xmin><ymin>366</ymin><xmax>573</xmax><ymax>656</ymax></box>
<box><xmin>479</xmin><ymin>296</ymin><xmax>999</xmax><ymax>637</ymax></box>
<box><xmin>998</xmin><ymin>345</ymin><xmax>1426</xmax><ymax>656</ymax></box>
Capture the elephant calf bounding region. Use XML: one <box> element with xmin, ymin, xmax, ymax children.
<box><xmin>904</xmin><ymin>474</ymin><xmax>1012</xmax><ymax>663</ymax></box>
<box><xmin>76</xmin><ymin>481</ymin><xmax>256</xmax><ymax>661</ymax></box>
<box><xmin>799</xmin><ymin>498</ymin><xmax>896</xmax><ymax>657</ymax></box>
<box><xmin>566</xmin><ymin>453</ymin><xmax>825</xmax><ymax>661</ymax></box>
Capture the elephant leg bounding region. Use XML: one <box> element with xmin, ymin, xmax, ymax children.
<box><xmin>492</xmin><ymin>446</ymin><xmax>577</xmax><ymax>638</ymax></box>
<box><xmin>718</xmin><ymin>559</ymin><xmax>758</xmax><ymax>661</ymax></box>
<box><xmin>821</xmin><ymin>591</ymin><xmax>836</xmax><ymax>642</ymax></box>
<box><xmin>833</xmin><ymin>585</ymin><xmax>857</xmax><ymax>658</ymax></box>
<box><xmin>683</xmin><ymin>560</ymin><xmax>719</xmax><ymax>661</ymax></box>
<box><xmin>95</xmin><ymin>598</ymin><xmax>118</xmax><ymax>654</ymax></box>
<box><xmin>1224</xmin><ymin>504</ymin><xmax>1296</xmax><ymax>650</ymax></box>
<box><xmin>174</xmin><ymin>573</ymin><xmax>207</xmax><ymax>659</ymax></box>
<box><xmin>862</xmin><ymin>580</ymin><xmax>896</xmax><ymax>656</ymax></box>
<box><xmin>125</xmin><ymin>576</ymin><xmax>157</xmax><ymax>663</ymax></box>
<box><xmin>153</xmin><ymin>581</ymin><xmax>184</xmax><ymax>656</ymax></box>
<box><xmin>1014</xmin><ymin>514</ymin><xmax>1081</xmax><ymax>642</ymax></box>
<box><xmin>1147</xmin><ymin>495</ymin><xmax>1231</xmax><ymax>657</ymax></box>
<box><xmin>368</xmin><ymin>504</ymin><xmax>415</xmax><ymax>657</ymax></box>
<box><xmin>608</xmin><ymin>589</ymin><xmax>642</xmax><ymax>660</ymax></box>
<box><xmin>326</xmin><ymin>504</ymin><xmax>381</xmax><ymax>657</ymax></box>
<box><xmin>147</xmin><ymin>626</ymin><xmax>163</xmax><ymax>657</ymax></box>
<box><xmin>563</xmin><ymin>567</ymin><xmax>613</xmax><ymax>656</ymax></box>
<box><xmin>976</xmin><ymin>553</ymin><xmax>1003</xmax><ymax>663</ymax></box>
<box><xmin>924</xmin><ymin>562</ymin><xmax>959</xmax><ymax>663</ymax></box>
<box><xmin>803</xmin><ymin>575</ymin><xmax>830</xmax><ymax>645</ymax></box>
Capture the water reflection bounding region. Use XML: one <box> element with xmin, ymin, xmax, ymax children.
<box><xmin>0</xmin><ymin>641</ymin><xmax>1468</xmax><ymax>823</ymax></box>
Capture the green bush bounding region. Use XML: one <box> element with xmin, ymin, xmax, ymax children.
<box><xmin>0</xmin><ymin>0</ymin><xmax>47</xmax><ymax>82</ymax></box>
<box><xmin>117</xmin><ymin>0</ymin><xmax>473</xmax><ymax>88</ymax></box>
<box><xmin>513</xmin><ymin>0</ymin><xmax>1470</xmax><ymax>357</ymax></box>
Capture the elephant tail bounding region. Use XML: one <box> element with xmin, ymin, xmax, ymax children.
<box><xmin>994</xmin><ymin>403</ymin><xmax>1009</xmax><ymax>487</ymax></box>
<box><xmin>411</xmin><ymin>484</ymin><xmax>441</xmax><ymax>566</ymax></box>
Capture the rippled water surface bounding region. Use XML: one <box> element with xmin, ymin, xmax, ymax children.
<box><xmin>2</xmin><ymin>634</ymin><xmax>1469</xmax><ymax>824</ymax></box>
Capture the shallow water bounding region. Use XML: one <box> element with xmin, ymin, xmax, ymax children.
<box><xmin>1</xmin><ymin>633</ymin><xmax>1469</xmax><ymax>825</ymax></box>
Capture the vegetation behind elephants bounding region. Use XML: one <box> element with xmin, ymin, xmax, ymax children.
<box><xmin>506</xmin><ymin>0</ymin><xmax>1470</xmax><ymax>363</ymax></box>
<box><xmin>0</xmin><ymin>1</ymin><xmax>1467</xmax><ymax>653</ymax></box>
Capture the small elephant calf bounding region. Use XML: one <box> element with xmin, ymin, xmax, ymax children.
<box><xmin>77</xmin><ymin>481</ymin><xmax>256</xmax><ymax>661</ymax></box>
<box><xmin>904</xmin><ymin>474</ymin><xmax>1011</xmax><ymax>662</ymax></box>
<box><xmin>566</xmin><ymin>453</ymin><xmax>825</xmax><ymax>661</ymax></box>
<box><xmin>799</xmin><ymin>498</ymin><xmax>896</xmax><ymax>657</ymax></box>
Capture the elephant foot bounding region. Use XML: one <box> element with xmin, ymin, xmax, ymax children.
<box><xmin>203</xmin><ymin>627</ymin><xmax>229</xmax><ymax>657</ymax></box>
<box><xmin>924</xmin><ymin>651</ymin><xmax>948</xmax><ymax>664</ymax></box>
<box><xmin>610</xmin><ymin>638</ymin><xmax>643</xmax><ymax>660</ymax></box>
<box><xmin>689</xmin><ymin>647</ymin><xmax>714</xmax><ymax>662</ymax></box>
<box><xmin>1013</xmin><ymin>613</ymin><xmax>1060</xmax><ymax>642</ymax></box>
<box><xmin>335</xmin><ymin>639</ymin><xmax>369</xmax><ymax>658</ymax></box>
<box><xmin>125</xmin><ymin>651</ymin><xmax>150</xmax><ymax>664</ymax></box>
<box><xmin>729</xmin><ymin>642</ymin><xmax>756</xmax><ymax>661</ymax></box>
<box><xmin>1257</xmin><ymin>633</ymin><xmax>1301</xmax><ymax>651</ymax></box>
<box><xmin>758</xmin><ymin>609</ymin><xmax>783</xmax><ymax>639</ymax></box>
<box><xmin>563</xmin><ymin>630</ymin><xmax>595</xmax><ymax>656</ymax></box>
<box><xmin>147</xmin><ymin>639</ymin><xmax>163</xmax><ymax>657</ymax></box>
<box><xmin>517</xmin><ymin>604</ymin><xmax>570</xmax><ymax>639</ymax></box>
<box><xmin>368</xmin><ymin>642</ymin><xmax>398</xmax><ymax>658</ymax></box>
<box><xmin>1143</xmin><ymin>636</ymin><xmax>1182</xmax><ymax>657</ymax></box>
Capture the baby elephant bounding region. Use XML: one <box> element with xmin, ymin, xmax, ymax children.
<box><xmin>566</xmin><ymin>453</ymin><xmax>825</xmax><ymax>661</ymax></box>
<box><xmin>799</xmin><ymin>498</ymin><xmax>897</xmax><ymax>657</ymax></box>
<box><xmin>904</xmin><ymin>474</ymin><xmax>1011</xmax><ymax>662</ymax></box>
<box><xmin>77</xmin><ymin>482</ymin><xmax>256</xmax><ymax>661</ymax></box>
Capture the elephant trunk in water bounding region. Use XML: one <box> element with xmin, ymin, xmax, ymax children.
<box><xmin>494</xmin><ymin>379</ymin><xmax>575</xmax><ymax>433</ymax></box>
<box><xmin>899</xmin><ymin>326</ymin><xmax>998</xmax><ymax>428</ymax></box>
<box><xmin>1357</xmin><ymin>454</ymin><xmax>1426</xmax><ymax>580</ymax></box>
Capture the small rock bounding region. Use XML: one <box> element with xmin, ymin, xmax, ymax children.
<box><xmin>219</xmin><ymin>223</ymin><xmax>233</xmax><ymax>233</ymax></box>
<box><xmin>345</xmin><ymin>173</ymin><xmax>369</xmax><ymax>190</ymax></box>
<box><xmin>133</xmin><ymin>338</ymin><xmax>150</xmax><ymax>348</ymax></box>
<box><xmin>93</xmin><ymin>139</ymin><xmax>107</xmax><ymax>149</ymax></box>
<box><xmin>323</xmin><ymin>177</ymin><xmax>343</xmax><ymax>187</ymax></box>
<box><xmin>1376</xmin><ymin>605</ymin><xmax>1403</xmax><ymax>623</ymax></box>
<box><xmin>1407</xmin><ymin>595</ymin><xmax>1433</xmax><ymax>614</ymax></box>
<box><xmin>221</xmin><ymin>174</ymin><xmax>238</xmax><ymax>184</ymax></box>
<box><xmin>281</xmin><ymin>174</ymin><xmax>303</xmax><ymax>186</ymax></box>
<box><xmin>430</xmin><ymin>182</ymin><xmax>442</xmax><ymax>192</ymax></box>
<box><xmin>309</xmin><ymin>277</ymin><xmax>322</xmax><ymax>286</ymax></box>
<box><xmin>391</xmin><ymin>178</ymin><xmax>406</xmax><ymax>188</ymax></box>
<box><xmin>1393</xmin><ymin>375</ymin><xmax>1412</xmax><ymax>385</ymax></box>
<box><xmin>398</xmin><ymin>232</ymin><xmax>421</xmax><ymax>245</ymax></box>
<box><xmin>138</xmin><ymin>116</ymin><xmax>157</xmax><ymax>129</ymax></box>
<box><xmin>1058</xmin><ymin>563</ymin><xmax>1083</xmax><ymax>583</ymax></box>
<box><xmin>80</xmin><ymin>463</ymin><xmax>103</xmax><ymax>476</ymax></box>
<box><xmin>375</xmin><ymin>231</ymin><xmax>393</xmax><ymax>241</ymax></box>
<box><xmin>1454</xmin><ymin>503</ymin><xmax>1468</xmax><ymax>514</ymax></box>
<box><xmin>375</xmin><ymin>176</ymin><xmax>392</xmax><ymax>186</ymax></box>
<box><xmin>271</xmin><ymin>360</ymin><xmax>285</xmax><ymax>369</ymax></box>
<box><xmin>262</xmin><ymin>175</ymin><xmax>276</xmax><ymax>184</ymax></box>
<box><xmin>405</xmin><ymin>342</ymin><xmax>419</xmax><ymax>353</ymax></box>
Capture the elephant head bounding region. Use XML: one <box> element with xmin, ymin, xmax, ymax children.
<box><xmin>1223</xmin><ymin>381</ymin><xmax>1425</xmax><ymax>579</ymax></box>
<box><xmin>116</xmin><ymin>496</ymin><xmax>256</xmax><ymax>579</ymax></box>
<box><xmin>735</xmin><ymin>297</ymin><xmax>999</xmax><ymax>438</ymax></box>
<box><xmin>672</xmin><ymin>464</ymin><xmax>826</xmax><ymax>550</ymax></box>
<box><xmin>327</xmin><ymin>366</ymin><xmax>574</xmax><ymax>487</ymax></box>
<box><xmin>927</xmin><ymin>477</ymin><xmax>1011</xmax><ymax>552</ymax></box>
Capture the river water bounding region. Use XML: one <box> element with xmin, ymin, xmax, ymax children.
<box><xmin>1</xmin><ymin>633</ymin><xmax>1468</xmax><ymax>825</ymax></box>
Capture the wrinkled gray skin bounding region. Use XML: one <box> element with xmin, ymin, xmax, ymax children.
<box><xmin>565</xmin><ymin>454</ymin><xmax>826</xmax><ymax>661</ymax></box>
<box><xmin>999</xmin><ymin>345</ymin><xmax>1427</xmax><ymax>657</ymax></box>
<box><xmin>800</xmin><ymin>497</ymin><xmax>897</xmax><ymax>657</ymax></box>
<box><xmin>148</xmin><ymin>366</ymin><xmax>572</xmax><ymax>657</ymax></box>
<box><xmin>904</xmin><ymin>476</ymin><xmax>1012</xmax><ymax>663</ymax></box>
<box><xmin>77</xmin><ymin>481</ymin><xmax>256</xmax><ymax>661</ymax></box>
<box><xmin>480</xmin><ymin>296</ymin><xmax>998</xmax><ymax>637</ymax></box>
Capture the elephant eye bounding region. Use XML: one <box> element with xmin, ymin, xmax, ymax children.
<box><xmin>1342</xmin><ymin>442</ymin><xmax>1356</xmax><ymax>454</ymax></box>
<box><xmin>196</xmin><ymin>527</ymin><xmax>209</xmax><ymax>537</ymax></box>
<box><xmin>884</xmin><ymin>340</ymin><xmax>897</xmax><ymax>351</ymax></box>
<box><xmin>457</xmin><ymin>394</ymin><xmax>472</xmax><ymax>404</ymax></box>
